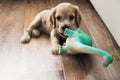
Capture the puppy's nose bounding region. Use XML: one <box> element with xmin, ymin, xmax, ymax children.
<box><xmin>62</xmin><ymin>24</ymin><xmax>69</xmax><ymax>30</ymax></box>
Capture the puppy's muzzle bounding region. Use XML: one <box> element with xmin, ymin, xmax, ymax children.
<box><xmin>62</xmin><ymin>24</ymin><xmax>70</xmax><ymax>31</ymax></box>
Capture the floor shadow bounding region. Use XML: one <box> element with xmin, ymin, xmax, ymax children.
<box><xmin>69</xmin><ymin>54</ymin><xmax>95</xmax><ymax>75</ymax></box>
<box><xmin>61</xmin><ymin>53</ymin><xmax>96</xmax><ymax>79</ymax></box>
<box><xmin>78</xmin><ymin>54</ymin><xmax>95</xmax><ymax>74</ymax></box>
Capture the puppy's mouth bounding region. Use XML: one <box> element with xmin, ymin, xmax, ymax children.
<box><xmin>59</xmin><ymin>25</ymin><xmax>70</xmax><ymax>37</ymax></box>
<box><xmin>60</xmin><ymin>33</ymin><xmax>68</xmax><ymax>38</ymax></box>
<box><xmin>59</xmin><ymin>29</ymin><xmax>68</xmax><ymax>37</ymax></box>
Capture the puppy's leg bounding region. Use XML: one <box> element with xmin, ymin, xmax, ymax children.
<box><xmin>51</xmin><ymin>38</ymin><xmax>60</xmax><ymax>55</ymax></box>
<box><xmin>51</xmin><ymin>30</ymin><xmax>60</xmax><ymax>55</ymax></box>
<box><xmin>32</xmin><ymin>28</ymin><xmax>41</xmax><ymax>37</ymax></box>
<box><xmin>21</xmin><ymin>14</ymin><xmax>42</xmax><ymax>43</ymax></box>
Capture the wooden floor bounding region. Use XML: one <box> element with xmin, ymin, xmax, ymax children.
<box><xmin>0</xmin><ymin>0</ymin><xmax>120</xmax><ymax>80</ymax></box>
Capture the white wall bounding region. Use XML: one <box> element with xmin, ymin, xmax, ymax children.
<box><xmin>90</xmin><ymin>0</ymin><xmax>120</xmax><ymax>46</ymax></box>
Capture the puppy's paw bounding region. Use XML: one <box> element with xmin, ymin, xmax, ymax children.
<box><xmin>32</xmin><ymin>29</ymin><xmax>41</xmax><ymax>37</ymax></box>
<box><xmin>51</xmin><ymin>45</ymin><xmax>60</xmax><ymax>55</ymax></box>
<box><xmin>20</xmin><ymin>32</ymin><xmax>31</xmax><ymax>43</ymax></box>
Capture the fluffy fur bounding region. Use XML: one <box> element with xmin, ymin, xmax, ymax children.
<box><xmin>20</xmin><ymin>2</ymin><xmax>81</xmax><ymax>54</ymax></box>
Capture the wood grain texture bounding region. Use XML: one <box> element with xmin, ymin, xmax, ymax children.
<box><xmin>0</xmin><ymin>0</ymin><xmax>120</xmax><ymax>80</ymax></box>
<box><xmin>0</xmin><ymin>0</ymin><xmax>25</xmax><ymax>80</ymax></box>
<box><xmin>21</xmin><ymin>0</ymin><xmax>64</xmax><ymax>80</ymax></box>
<box><xmin>76</xmin><ymin>0</ymin><xmax>120</xmax><ymax>80</ymax></box>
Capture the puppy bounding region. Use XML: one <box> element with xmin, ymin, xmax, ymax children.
<box><xmin>20</xmin><ymin>2</ymin><xmax>81</xmax><ymax>54</ymax></box>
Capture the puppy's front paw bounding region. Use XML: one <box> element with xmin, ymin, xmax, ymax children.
<box><xmin>20</xmin><ymin>32</ymin><xmax>31</xmax><ymax>43</ymax></box>
<box><xmin>32</xmin><ymin>29</ymin><xmax>41</xmax><ymax>37</ymax></box>
<box><xmin>52</xmin><ymin>45</ymin><xmax>60</xmax><ymax>55</ymax></box>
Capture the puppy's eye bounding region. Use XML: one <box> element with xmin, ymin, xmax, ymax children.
<box><xmin>69</xmin><ymin>15</ymin><xmax>74</xmax><ymax>20</ymax></box>
<box><xmin>56</xmin><ymin>16</ymin><xmax>61</xmax><ymax>21</ymax></box>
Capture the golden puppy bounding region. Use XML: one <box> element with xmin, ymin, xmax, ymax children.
<box><xmin>20</xmin><ymin>2</ymin><xmax>81</xmax><ymax>54</ymax></box>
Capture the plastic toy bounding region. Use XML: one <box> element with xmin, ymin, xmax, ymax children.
<box><xmin>59</xmin><ymin>28</ymin><xmax>113</xmax><ymax>67</ymax></box>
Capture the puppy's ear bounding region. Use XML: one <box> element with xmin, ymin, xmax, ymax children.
<box><xmin>74</xmin><ymin>6</ymin><xmax>81</xmax><ymax>28</ymax></box>
<box><xmin>50</xmin><ymin>8</ymin><xmax>56</xmax><ymax>28</ymax></box>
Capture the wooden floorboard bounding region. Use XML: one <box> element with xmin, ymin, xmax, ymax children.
<box><xmin>21</xmin><ymin>0</ymin><xmax>64</xmax><ymax>80</ymax></box>
<box><xmin>76</xmin><ymin>0</ymin><xmax>120</xmax><ymax>80</ymax></box>
<box><xmin>0</xmin><ymin>0</ymin><xmax>120</xmax><ymax>80</ymax></box>
<box><xmin>0</xmin><ymin>0</ymin><xmax>25</xmax><ymax>80</ymax></box>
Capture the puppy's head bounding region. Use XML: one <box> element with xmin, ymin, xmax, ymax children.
<box><xmin>50</xmin><ymin>3</ymin><xmax>81</xmax><ymax>35</ymax></box>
